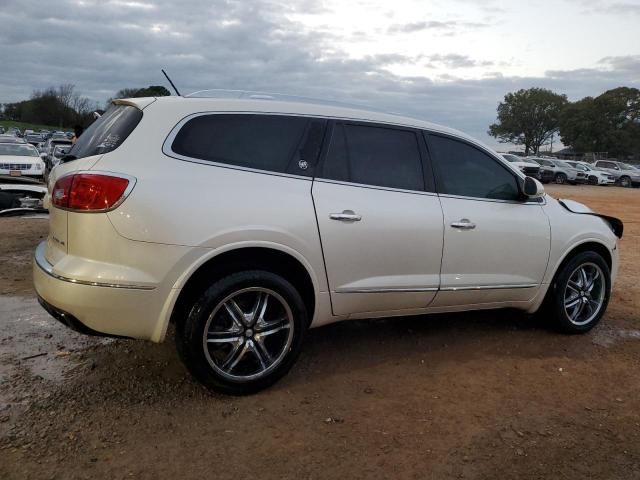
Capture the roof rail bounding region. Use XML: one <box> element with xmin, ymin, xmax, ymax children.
<box><xmin>185</xmin><ymin>89</ymin><xmax>401</xmax><ymax>116</ymax></box>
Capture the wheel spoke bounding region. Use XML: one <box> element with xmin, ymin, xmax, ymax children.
<box><xmin>565</xmin><ymin>296</ymin><xmax>581</xmax><ymax>309</ymax></box>
<box><xmin>570</xmin><ymin>301</ymin><xmax>585</xmax><ymax>321</ymax></box>
<box><xmin>579</xmin><ymin>268</ymin><xmax>589</xmax><ymax>288</ymax></box>
<box><xmin>566</xmin><ymin>282</ymin><xmax>580</xmax><ymax>294</ymax></box>
<box><xmin>224</xmin><ymin>299</ymin><xmax>247</xmax><ymax>328</ymax></box>
<box><xmin>256</xmin><ymin>317</ymin><xmax>290</xmax><ymax>336</ymax></box>
<box><xmin>207</xmin><ymin>333</ymin><xmax>243</xmax><ymax>344</ymax></box>
<box><xmin>248</xmin><ymin>340</ymin><xmax>267</xmax><ymax>370</ymax></box>
<box><xmin>587</xmin><ymin>270</ymin><xmax>600</xmax><ymax>292</ymax></box>
<box><xmin>222</xmin><ymin>340</ymin><xmax>249</xmax><ymax>371</ymax></box>
<box><xmin>254</xmin><ymin>336</ymin><xmax>275</xmax><ymax>365</ymax></box>
<box><xmin>250</xmin><ymin>292</ymin><xmax>269</xmax><ymax>326</ymax></box>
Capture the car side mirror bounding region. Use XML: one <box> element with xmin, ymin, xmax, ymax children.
<box><xmin>40</xmin><ymin>153</ymin><xmax>47</xmax><ymax>159</ymax></box>
<box><xmin>523</xmin><ymin>176</ymin><xmax>544</xmax><ymax>199</ymax></box>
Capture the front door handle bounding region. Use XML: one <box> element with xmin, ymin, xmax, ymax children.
<box><xmin>450</xmin><ymin>219</ymin><xmax>476</xmax><ymax>230</ymax></box>
<box><xmin>329</xmin><ymin>210</ymin><xmax>362</xmax><ymax>222</ymax></box>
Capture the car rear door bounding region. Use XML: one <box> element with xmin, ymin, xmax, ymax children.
<box><xmin>425</xmin><ymin>133</ymin><xmax>550</xmax><ymax>308</ymax></box>
<box><xmin>312</xmin><ymin>121</ymin><xmax>443</xmax><ymax>317</ymax></box>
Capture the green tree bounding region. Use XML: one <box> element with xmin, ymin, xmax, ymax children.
<box><xmin>559</xmin><ymin>87</ymin><xmax>640</xmax><ymax>158</ymax></box>
<box><xmin>489</xmin><ymin>88</ymin><xmax>568</xmax><ymax>155</ymax></box>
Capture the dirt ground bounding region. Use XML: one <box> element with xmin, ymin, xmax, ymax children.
<box><xmin>1</xmin><ymin>185</ymin><xmax>640</xmax><ymax>480</ymax></box>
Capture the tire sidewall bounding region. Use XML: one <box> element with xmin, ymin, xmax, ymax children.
<box><xmin>551</xmin><ymin>251</ymin><xmax>611</xmax><ymax>334</ymax></box>
<box><xmin>177</xmin><ymin>270</ymin><xmax>308</xmax><ymax>395</ymax></box>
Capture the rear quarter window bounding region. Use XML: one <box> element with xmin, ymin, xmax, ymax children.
<box><xmin>68</xmin><ymin>104</ymin><xmax>142</xmax><ymax>160</ymax></box>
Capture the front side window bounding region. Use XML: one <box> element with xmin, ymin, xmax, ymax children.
<box><xmin>171</xmin><ymin>114</ymin><xmax>324</xmax><ymax>176</ymax></box>
<box><xmin>321</xmin><ymin>122</ymin><xmax>425</xmax><ymax>191</ymax></box>
<box><xmin>427</xmin><ymin>134</ymin><xmax>520</xmax><ymax>201</ymax></box>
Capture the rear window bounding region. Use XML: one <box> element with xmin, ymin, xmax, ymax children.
<box><xmin>68</xmin><ymin>104</ymin><xmax>142</xmax><ymax>160</ymax></box>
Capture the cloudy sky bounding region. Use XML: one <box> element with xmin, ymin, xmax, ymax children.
<box><xmin>1</xmin><ymin>0</ymin><xmax>639</xmax><ymax>148</ymax></box>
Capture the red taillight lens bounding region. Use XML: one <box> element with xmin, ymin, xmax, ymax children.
<box><xmin>52</xmin><ymin>174</ymin><xmax>131</xmax><ymax>211</ymax></box>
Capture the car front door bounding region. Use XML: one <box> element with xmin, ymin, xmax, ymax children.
<box><xmin>312</xmin><ymin>121</ymin><xmax>444</xmax><ymax>317</ymax></box>
<box><xmin>425</xmin><ymin>133</ymin><xmax>550</xmax><ymax>308</ymax></box>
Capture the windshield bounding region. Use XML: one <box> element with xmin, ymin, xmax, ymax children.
<box><xmin>68</xmin><ymin>104</ymin><xmax>143</xmax><ymax>160</ymax></box>
<box><xmin>0</xmin><ymin>143</ymin><xmax>39</xmax><ymax>157</ymax></box>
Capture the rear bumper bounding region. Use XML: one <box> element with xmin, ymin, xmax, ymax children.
<box><xmin>33</xmin><ymin>242</ymin><xmax>170</xmax><ymax>341</ymax></box>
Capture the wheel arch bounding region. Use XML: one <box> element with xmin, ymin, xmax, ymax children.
<box><xmin>168</xmin><ymin>245</ymin><xmax>318</xmax><ymax>336</ymax></box>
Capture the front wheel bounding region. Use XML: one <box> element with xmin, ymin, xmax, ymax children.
<box><xmin>619</xmin><ymin>176</ymin><xmax>632</xmax><ymax>188</ymax></box>
<box><xmin>554</xmin><ymin>173</ymin><xmax>567</xmax><ymax>185</ymax></box>
<box><xmin>588</xmin><ymin>176</ymin><xmax>598</xmax><ymax>185</ymax></box>
<box><xmin>176</xmin><ymin>270</ymin><xmax>308</xmax><ymax>395</ymax></box>
<box><xmin>546</xmin><ymin>251</ymin><xmax>611</xmax><ymax>334</ymax></box>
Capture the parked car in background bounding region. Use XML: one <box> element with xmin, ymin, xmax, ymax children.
<box><xmin>25</xmin><ymin>133</ymin><xmax>46</xmax><ymax>148</ymax></box>
<box><xmin>594</xmin><ymin>160</ymin><xmax>640</xmax><ymax>187</ymax></box>
<box><xmin>51</xmin><ymin>131</ymin><xmax>68</xmax><ymax>140</ymax></box>
<box><xmin>45</xmin><ymin>145</ymin><xmax>71</xmax><ymax>181</ymax></box>
<box><xmin>35</xmin><ymin>95</ymin><xmax>622</xmax><ymax>394</ymax></box>
<box><xmin>0</xmin><ymin>135</ymin><xmax>27</xmax><ymax>144</ymax></box>
<box><xmin>529</xmin><ymin>158</ymin><xmax>584</xmax><ymax>184</ymax></box>
<box><xmin>0</xmin><ymin>126</ymin><xmax>5</xmax><ymax>134</ymax></box>
<box><xmin>0</xmin><ymin>142</ymin><xmax>45</xmax><ymax>179</ymax></box>
<box><xmin>41</xmin><ymin>137</ymin><xmax>73</xmax><ymax>171</ymax></box>
<box><xmin>566</xmin><ymin>161</ymin><xmax>616</xmax><ymax>186</ymax></box>
<box><xmin>502</xmin><ymin>154</ymin><xmax>554</xmax><ymax>183</ymax></box>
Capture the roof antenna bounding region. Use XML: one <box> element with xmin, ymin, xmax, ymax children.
<box><xmin>162</xmin><ymin>69</ymin><xmax>181</xmax><ymax>96</ymax></box>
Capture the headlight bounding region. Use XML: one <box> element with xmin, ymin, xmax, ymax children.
<box><xmin>35</xmin><ymin>163</ymin><xmax>43</xmax><ymax>170</ymax></box>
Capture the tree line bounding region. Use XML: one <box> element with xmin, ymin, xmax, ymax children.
<box><xmin>1</xmin><ymin>84</ymin><xmax>170</xmax><ymax>129</ymax></box>
<box><xmin>489</xmin><ymin>86</ymin><xmax>640</xmax><ymax>159</ymax></box>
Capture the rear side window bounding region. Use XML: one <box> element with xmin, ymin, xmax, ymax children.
<box><xmin>427</xmin><ymin>134</ymin><xmax>520</xmax><ymax>201</ymax></box>
<box><xmin>321</xmin><ymin>122</ymin><xmax>425</xmax><ymax>191</ymax></box>
<box><xmin>69</xmin><ymin>105</ymin><xmax>142</xmax><ymax>160</ymax></box>
<box><xmin>171</xmin><ymin>114</ymin><xmax>324</xmax><ymax>176</ymax></box>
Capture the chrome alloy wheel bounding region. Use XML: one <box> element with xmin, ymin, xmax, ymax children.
<box><xmin>563</xmin><ymin>262</ymin><xmax>606</xmax><ymax>326</ymax></box>
<box><xmin>202</xmin><ymin>287</ymin><xmax>294</xmax><ymax>381</ymax></box>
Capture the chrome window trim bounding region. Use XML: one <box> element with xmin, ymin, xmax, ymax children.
<box><xmin>35</xmin><ymin>244</ymin><xmax>155</xmax><ymax>290</ymax></box>
<box><xmin>313</xmin><ymin>177</ymin><xmax>438</xmax><ymax>197</ymax></box>
<box><xmin>438</xmin><ymin>193</ymin><xmax>546</xmax><ymax>205</ymax></box>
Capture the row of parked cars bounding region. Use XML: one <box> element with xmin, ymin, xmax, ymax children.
<box><xmin>0</xmin><ymin>128</ymin><xmax>73</xmax><ymax>181</ymax></box>
<box><xmin>501</xmin><ymin>154</ymin><xmax>640</xmax><ymax>188</ymax></box>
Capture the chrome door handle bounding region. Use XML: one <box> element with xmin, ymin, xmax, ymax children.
<box><xmin>329</xmin><ymin>210</ymin><xmax>362</xmax><ymax>222</ymax></box>
<box><xmin>450</xmin><ymin>219</ymin><xmax>476</xmax><ymax>230</ymax></box>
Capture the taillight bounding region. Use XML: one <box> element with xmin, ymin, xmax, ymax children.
<box><xmin>52</xmin><ymin>173</ymin><xmax>132</xmax><ymax>211</ymax></box>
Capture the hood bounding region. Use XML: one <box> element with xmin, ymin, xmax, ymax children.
<box><xmin>558</xmin><ymin>199</ymin><xmax>623</xmax><ymax>238</ymax></box>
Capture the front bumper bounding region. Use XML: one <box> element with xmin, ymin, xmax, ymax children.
<box><xmin>33</xmin><ymin>242</ymin><xmax>170</xmax><ymax>341</ymax></box>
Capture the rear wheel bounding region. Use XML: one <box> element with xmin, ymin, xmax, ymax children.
<box><xmin>554</xmin><ymin>173</ymin><xmax>567</xmax><ymax>185</ymax></box>
<box><xmin>176</xmin><ymin>270</ymin><xmax>308</xmax><ymax>395</ymax></box>
<box><xmin>545</xmin><ymin>251</ymin><xmax>610</xmax><ymax>334</ymax></box>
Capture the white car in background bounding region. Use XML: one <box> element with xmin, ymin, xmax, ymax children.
<box><xmin>529</xmin><ymin>157</ymin><xmax>585</xmax><ymax>184</ymax></box>
<box><xmin>0</xmin><ymin>142</ymin><xmax>45</xmax><ymax>180</ymax></box>
<box><xmin>501</xmin><ymin>154</ymin><xmax>541</xmax><ymax>176</ymax></box>
<box><xmin>566</xmin><ymin>161</ymin><xmax>616</xmax><ymax>186</ymax></box>
<box><xmin>35</xmin><ymin>94</ymin><xmax>622</xmax><ymax>394</ymax></box>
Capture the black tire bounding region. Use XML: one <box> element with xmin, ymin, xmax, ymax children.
<box><xmin>619</xmin><ymin>176</ymin><xmax>632</xmax><ymax>188</ymax></box>
<box><xmin>175</xmin><ymin>270</ymin><xmax>308</xmax><ymax>395</ymax></box>
<box><xmin>545</xmin><ymin>251</ymin><xmax>611</xmax><ymax>334</ymax></box>
<box><xmin>588</xmin><ymin>176</ymin><xmax>598</xmax><ymax>185</ymax></box>
<box><xmin>554</xmin><ymin>173</ymin><xmax>567</xmax><ymax>184</ymax></box>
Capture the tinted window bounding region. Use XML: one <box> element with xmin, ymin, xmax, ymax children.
<box><xmin>171</xmin><ymin>114</ymin><xmax>323</xmax><ymax>176</ymax></box>
<box><xmin>322</xmin><ymin>123</ymin><xmax>425</xmax><ymax>191</ymax></box>
<box><xmin>428</xmin><ymin>134</ymin><xmax>520</xmax><ymax>200</ymax></box>
<box><xmin>69</xmin><ymin>104</ymin><xmax>142</xmax><ymax>160</ymax></box>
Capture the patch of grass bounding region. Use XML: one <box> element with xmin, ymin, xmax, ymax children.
<box><xmin>0</xmin><ymin>120</ymin><xmax>70</xmax><ymax>133</ymax></box>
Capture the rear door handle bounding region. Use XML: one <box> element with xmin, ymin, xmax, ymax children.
<box><xmin>450</xmin><ymin>219</ymin><xmax>476</xmax><ymax>230</ymax></box>
<box><xmin>329</xmin><ymin>210</ymin><xmax>362</xmax><ymax>222</ymax></box>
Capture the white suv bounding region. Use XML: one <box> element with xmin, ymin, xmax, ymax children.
<box><xmin>34</xmin><ymin>94</ymin><xmax>622</xmax><ymax>394</ymax></box>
